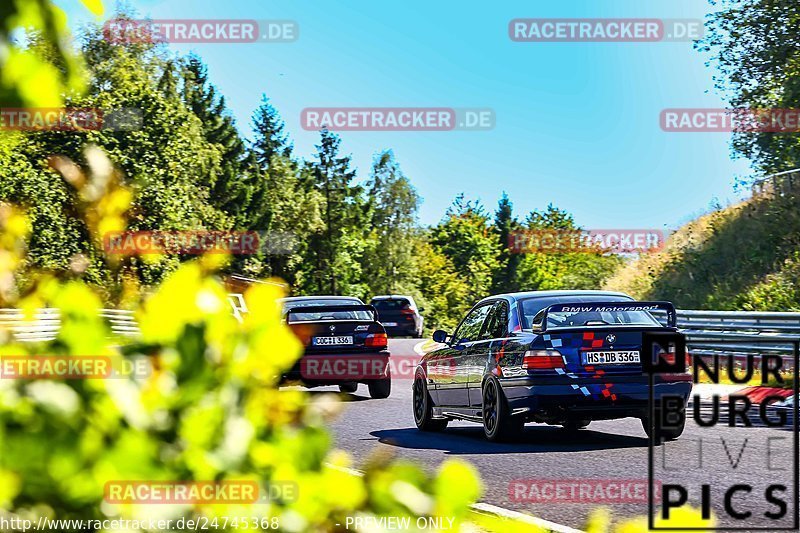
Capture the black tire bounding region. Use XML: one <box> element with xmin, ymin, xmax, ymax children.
<box><xmin>368</xmin><ymin>377</ymin><xmax>392</xmax><ymax>399</ymax></box>
<box><xmin>482</xmin><ymin>376</ymin><xmax>524</xmax><ymax>442</ymax></box>
<box><xmin>562</xmin><ymin>419</ymin><xmax>590</xmax><ymax>433</ymax></box>
<box><xmin>339</xmin><ymin>383</ymin><xmax>358</xmax><ymax>394</ymax></box>
<box><xmin>641</xmin><ymin>409</ymin><xmax>686</xmax><ymax>444</ymax></box>
<box><xmin>413</xmin><ymin>376</ymin><xmax>448</xmax><ymax>431</ymax></box>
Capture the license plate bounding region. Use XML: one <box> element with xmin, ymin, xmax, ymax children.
<box><xmin>383</xmin><ymin>322</ymin><xmax>398</xmax><ymax>327</ymax></box>
<box><xmin>313</xmin><ymin>336</ymin><xmax>354</xmax><ymax>346</ymax></box>
<box><xmin>582</xmin><ymin>351</ymin><xmax>641</xmax><ymax>365</ymax></box>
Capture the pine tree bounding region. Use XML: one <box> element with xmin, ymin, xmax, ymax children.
<box><xmin>251</xmin><ymin>95</ymin><xmax>292</xmax><ymax>171</ymax></box>
<box><xmin>180</xmin><ymin>55</ymin><xmax>251</xmax><ymax>224</ymax></box>
<box><xmin>307</xmin><ymin>129</ymin><xmax>363</xmax><ymax>294</ymax></box>
<box><xmin>491</xmin><ymin>192</ymin><xmax>522</xmax><ymax>293</ymax></box>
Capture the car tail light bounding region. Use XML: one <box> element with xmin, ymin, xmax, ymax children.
<box><xmin>400</xmin><ymin>308</ymin><xmax>416</xmax><ymax>315</ymax></box>
<box><xmin>522</xmin><ymin>350</ymin><xmax>565</xmax><ymax>370</ymax></box>
<box><xmin>365</xmin><ymin>333</ymin><xmax>388</xmax><ymax>349</ymax></box>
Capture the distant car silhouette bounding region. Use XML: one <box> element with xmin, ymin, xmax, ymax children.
<box><xmin>369</xmin><ymin>295</ymin><xmax>424</xmax><ymax>338</ymax></box>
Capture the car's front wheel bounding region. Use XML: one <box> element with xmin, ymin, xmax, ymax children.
<box><xmin>413</xmin><ymin>375</ymin><xmax>448</xmax><ymax>431</ymax></box>
<box><xmin>482</xmin><ymin>376</ymin><xmax>524</xmax><ymax>442</ymax></box>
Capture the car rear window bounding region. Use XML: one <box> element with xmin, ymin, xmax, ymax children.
<box><xmin>283</xmin><ymin>299</ymin><xmax>372</xmax><ymax>322</ymax></box>
<box><xmin>371</xmin><ymin>299</ymin><xmax>411</xmax><ymax>310</ymax></box>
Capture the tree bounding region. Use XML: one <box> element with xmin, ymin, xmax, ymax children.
<box><xmin>490</xmin><ymin>192</ymin><xmax>522</xmax><ymax>294</ymax></box>
<box><xmin>251</xmin><ymin>95</ymin><xmax>292</xmax><ymax>171</ymax></box>
<box><xmin>181</xmin><ymin>54</ymin><xmax>252</xmax><ymax>224</ymax></box>
<box><xmin>361</xmin><ymin>150</ymin><xmax>420</xmax><ymax>295</ymax></box>
<box><xmin>2</xmin><ymin>19</ymin><xmax>233</xmax><ymax>288</ymax></box>
<box><xmin>411</xmin><ymin>238</ymin><xmax>472</xmax><ymax>333</ymax></box>
<box><xmin>305</xmin><ymin>130</ymin><xmax>365</xmax><ymax>295</ymax></box>
<box><xmin>430</xmin><ymin>194</ymin><xmax>500</xmax><ymax>297</ymax></box>
<box><xmin>702</xmin><ymin>0</ymin><xmax>800</xmax><ymax>174</ymax></box>
<box><xmin>516</xmin><ymin>204</ymin><xmax>621</xmax><ymax>291</ymax></box>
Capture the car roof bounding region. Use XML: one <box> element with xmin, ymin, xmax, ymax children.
<box><xmin>281</xmin><ymin>295</ymin><xmax>363</xmax><ymax>303</ymax></box>
<box><xmin>476</xmin><ymin>290</ymin><xmax>632</xmax><ymax>306</ymax></box>
<box><xmin>370</xmin><ymin>295</ymin><xmax>414</xmax><ymax>300</ymax></box>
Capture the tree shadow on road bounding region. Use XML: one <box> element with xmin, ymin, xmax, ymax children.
<box><xmin>370</xmin><ymin>425</ymin><xmax>649</xmax><ymax>454</ymax></box>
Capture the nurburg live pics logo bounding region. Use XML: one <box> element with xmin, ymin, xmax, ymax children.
<box><xmin>645</xmin><ymin>332</ymin><xmax>799</xmax><ymax>530</ymax></box>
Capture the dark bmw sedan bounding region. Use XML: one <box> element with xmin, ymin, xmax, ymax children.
<box><xmin>412</xmin><ymin>290</ymin><xmax>692</xmax><ymax>442</ymax></box>
<box><xmin>280</xmin><ymin>296</ymin><xmax>391</xmax><ymax>398</ymax></box>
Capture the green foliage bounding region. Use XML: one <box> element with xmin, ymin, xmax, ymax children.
<box><xmin>605</xmin><ymin>192</ymin><xmax>800</xmax><ymax>310</ymax></box>
<box><xmin>430</xmin><ymin>194</ymin><xmax>500</xmax><ymax>297</ymax></box>
<box><xmin>251</xmin><ymin>96</ymin><xmax>293</xmax><ymax>170</ymax></box>
<box><xmin>302</xmin><ymin>130</ymin><xmax>366</xmax><ymax>296</ymax></box>
<box><xmin>490</xmin><ymin>193</ymin><xmax>522</xmax><ymax>294</ymax></box>
<box><xmin>702</xmin><ymin>0</ymin><xmax>800</xmax><ymax>175</ymax></box>
<box><xmin>0</xmin><ymin>3</ymin><xmax>724</xmax><ymax>532</ymax></box>
<box><xmin>361</xmin><ymin>151</ymin><xmax>420</xmax><ymax>296</ymax></box>
<box><xmin>1</xmin><ymin>4</ymin><xmax>625</xmax><ymax>331</ymax></box>
<box><xmin>410</xmin><ymin>239</ymin><xmax>471</xmax><ymax>333</ymax></box>
<box><xmin>515</xmin><ymin>205</ymin><xmax>622</xmax><ymax>293</ymax></box>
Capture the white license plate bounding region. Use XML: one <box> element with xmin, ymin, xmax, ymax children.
<box><xmin>383</xmin><ymin>322</ymin><xmax>398</xmax><ymax>327</ymax></box>
<box><xmin>313</xmin><ymin>336</ymin><xmax>354</xmax><ymax>346</ymax></box>
<box><xmin>582</xmin><ymin>351</ymin><xmax>641</xmax><ymax>365</ymax></box>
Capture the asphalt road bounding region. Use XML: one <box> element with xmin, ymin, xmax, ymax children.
<box><xmin>303</xmin><ymin>339</ymin><xmax>797</xmax><ymax>531</ymax></box>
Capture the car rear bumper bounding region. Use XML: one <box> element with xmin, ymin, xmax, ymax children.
<box><xmin>383</xmin><ymin>324</ymin><xmax>418</xmax><ymax>336</ymax></box>
<box><xmin>499</xmin><ymin>374</ymin><xmax>692</xmax><ymax>422</ymax></box>
<box><xmin>281</xmin><ymin>351</ymin><xmax>391</xmax><ymax>387</ymax></box>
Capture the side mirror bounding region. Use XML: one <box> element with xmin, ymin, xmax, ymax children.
<box><xmin>432</xmin><ymin>330</ymin><xmax>449</xmax><ymax>344</ymax></box>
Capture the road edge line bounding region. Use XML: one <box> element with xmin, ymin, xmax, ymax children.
<box><xmin>470</xmin><ymin>502</ymin><xmax>585</xmax><ymax>533</ymax></box>
<box><xmin>323</xmin><ymin>463</ymin><xmax>583</xmax><ymax>533</ymax></box>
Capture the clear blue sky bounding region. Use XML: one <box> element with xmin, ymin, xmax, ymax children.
<box><xmin>58</xmin><ymin>0</ymin><xmax>753</xmax><ymax>230</ymax></box>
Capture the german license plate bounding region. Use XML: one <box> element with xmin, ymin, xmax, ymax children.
<box><xmin>582</xmin><ymin>351</ymin><xmax>640</xmax><ymax>365</ymax></box>
<box><xmin>313</xmin><ymin>336</ymin><xmax>353</xmax><ymax>346</ymax></box>
<box><xmin>383</xmin><ymin>322</ymin><xmax>398</xmax><ymax>327</ymax></box>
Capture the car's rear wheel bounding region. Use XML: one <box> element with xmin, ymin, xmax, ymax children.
<box><xmin>562</xmin><ymin>419</ymin><xmax>590</xmax><ymax>432</ymax></box>
<box><xmin>641</xmin><ymin>409</ymin><xmax>686</xmax><ymax>444</ymax></box>
<box><xmin>413</xmin><ymin>376</ymin><xmax>448</xmax><ymax>431</ymax></box>
<box><xmin>368</xmin><ymin>377</ymin><xmax>392</xmax><ymax>399</ymax></box>
<box><xmin>339</xmin><ymin>383</ymin><xmax>358</xmax><ymax>394</ymax></box>
<box><xmin>482</xmin><ymin>376</ymin><xmax>523</xmax><ymax>442</ymax></box>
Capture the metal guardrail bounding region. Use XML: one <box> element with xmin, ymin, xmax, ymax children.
<box><xmin>751</xmin><ymin>168</ymin><xmax>800</xmax><ymax>199</ymax></box>
<box><xmin>0</xmin><ymin>294</ymin><xmax>249</xmax><ymax>343</ymax></box>
<box><xmin>646</xmin><ymin>309</ymin><xmax>800</xmax><ymax>361</ymax></box>
<box><xmin>0</xmin><ymin>308</ymin><xmax>140</xmax><ymax>343</ymax></box>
